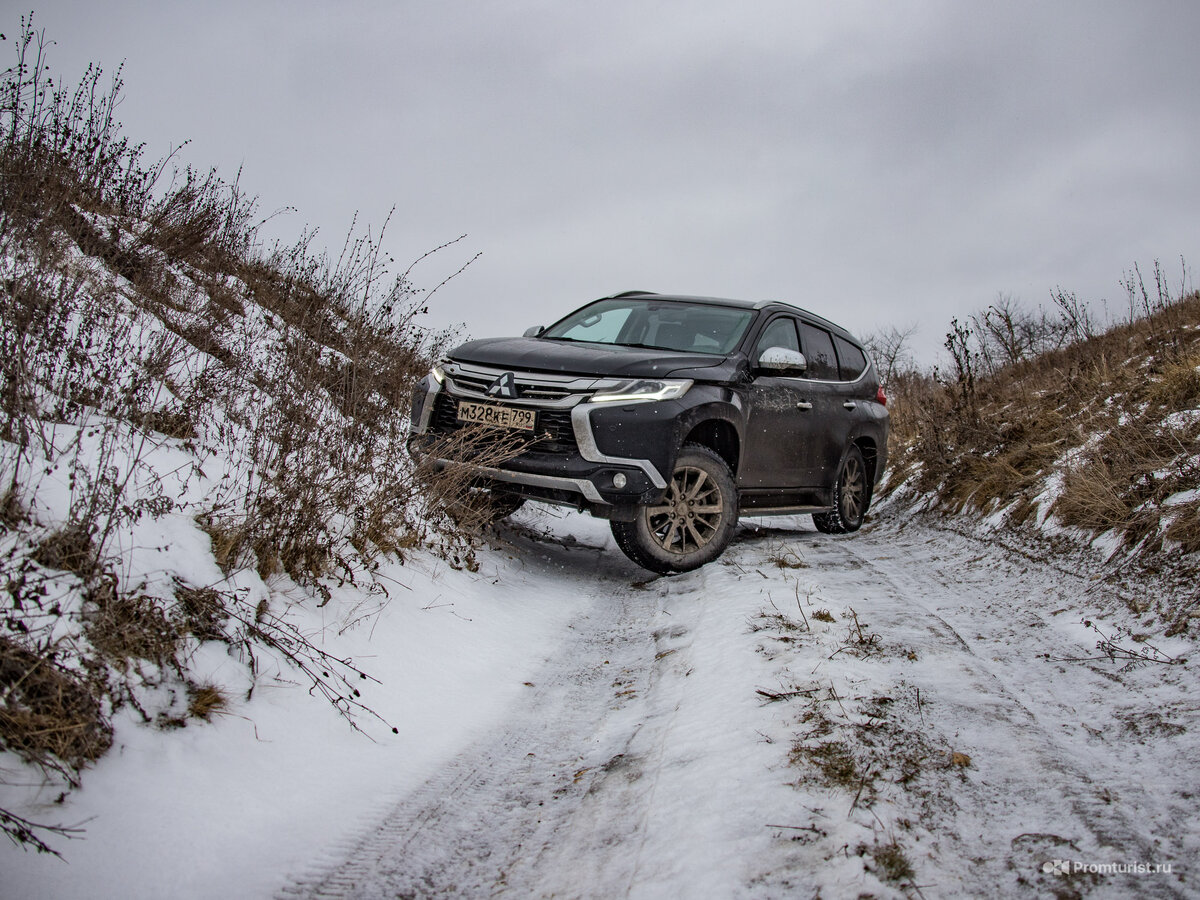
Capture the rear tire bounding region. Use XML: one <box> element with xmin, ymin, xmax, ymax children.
<box><xmin>610</xmin><ymin>445</ymin><xmax>738</xmax><ymax>574</ymax></box>
<box><xmin>812</xmin><ymin>445</ymin><xmax>869</xmax><ymax>534</ymax></box>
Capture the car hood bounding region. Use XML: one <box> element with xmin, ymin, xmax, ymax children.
<box><xmin>449</xmin><ymin>337</ymin><xmax>728</xmax><ymax>378</ymax></box>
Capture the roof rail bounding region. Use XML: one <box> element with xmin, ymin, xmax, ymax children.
<box><xmin>606</xmin><ymin>290</ymin><xmax>658</xmax><ymax>299</ymax></box>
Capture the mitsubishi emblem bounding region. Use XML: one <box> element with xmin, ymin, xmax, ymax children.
<box><xmin>486</xmin><ymin>372</ymin><xmax>518</xmax><ymax>399</ymax></box>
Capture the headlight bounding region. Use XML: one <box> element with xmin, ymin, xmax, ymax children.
<box><xmin>590</xmin><ymin>378</ymin><xmax>693</xmax><ymax>403</ymax></box>
<box><xmin>430</xmin><ymin>362</ymin><xmax>447</xmax><ymax>384</ymax></box>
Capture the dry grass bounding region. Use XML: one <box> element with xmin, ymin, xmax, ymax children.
<box><xmin>1054</xmin><ymin>421</ymin><xmax>1198</xmax><ymax>549</ymax></box>
<box><xmin>83</xmin><ymin>591</ymin><xmax>183</xmax><ymax>672</ymax></box>
<box><xmin>186</xmin><ymin>682</ymin><xmax>228</xmax><ymax>721</ymax></box>
<box><xmin>869</xmin><ymin>840</ymin><xmax>915</xmax><ymax>884</ymax></box>
<box><xmin>173</xmin><ymin>582</ymin><xmax>228</xmax><ymax>641</ymax></box>
<box><xmin>792</xmin><ymin>738</ymin><xmax>861</xmax><ymax>789</ymax></box>
<box><xmin>32</xmin><ymin>526</ymin><xmax>98</xmax><ymax>580</ymax></box>
<box><xmin>1163</xmin><ymin>501</ymin><xmax>1200</xmax><ymax>555</ymax></box>
<box><xmin>412</xmin><ymin>423</ymin><xmax>535</xmax><ymax>534</ymax></box>
<box><xmin>0</xmin><ymin>13</ymin><xmax>482</xmax><ymax>852</ymax></box>
<box><xmin>0</xmin><ymin>636</ymin><xmax>113</xmax><ymax>775</ymax></box>
<box><xmin>766</xmin><ymin>545</ymin><xmax>809</xmax><ymax>569</ymax></box>
<box><xmin>883</xmin><ymin>283</ymin><xmax>1200</xmax><ymax>560</ymax></box>
<box><xmin>0</xmin><ymin>489</ymin><xmax>27</xmax><ymax>530</ymax></box>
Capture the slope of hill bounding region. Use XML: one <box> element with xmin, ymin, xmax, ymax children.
<box><xmin>0</xmin><ymin>19</ymin><xmax>473</xmax><ymax>853</ymax></box>
<box><xmin>878</xmin><ymin>280</ymin><xmax>1200</xmax><ymax>634</ymax></box>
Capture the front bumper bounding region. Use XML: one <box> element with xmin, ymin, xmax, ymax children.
<box><xmin>408</xmin><ymin>367</ymin><xmax>674</xmax><ymax>509</ymax></box>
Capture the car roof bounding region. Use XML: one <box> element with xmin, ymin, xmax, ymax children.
<box><xmin>601</xmin><ymin>291</ymin><xmax>859</xmax><ymax>344</ymax></box>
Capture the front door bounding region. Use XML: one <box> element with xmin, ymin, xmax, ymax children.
<box><xmin>740</xmin><ymin>315</ymin><xmax>830</xmax><ymax>489</ymax></box>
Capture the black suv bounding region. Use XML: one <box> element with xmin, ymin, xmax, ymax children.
<box><xmin>409</xmin><ymin>292</ymin><xmax>888</xmax><ymax>573</ymax></box>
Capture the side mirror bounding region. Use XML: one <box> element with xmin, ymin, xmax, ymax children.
<box><xmin>756</xmin><ymin>346</ymin><xmax>807</xmax><ymax>374</ymax></box>
<box><xmin>523</xmin><ymin>325</ymin><xmax>544</xmax><ymax>337</ymax></box>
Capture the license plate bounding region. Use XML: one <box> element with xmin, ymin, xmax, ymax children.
<box><xmin>456</xmin><ymin>400</ymin><xmax>536</xmax><ymax>431</ymax></box>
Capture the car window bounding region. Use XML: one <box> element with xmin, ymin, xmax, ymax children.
<box><xmin>754</xmin><ymin>317</ymin><xmax>800</xmax><ymax>358</ymax></box>
<box><xmin>542</xmin><ymin>299</ymin><xmax>753</xmax><ymax>353</ymax></box>
<box><xmin>555</xmin><ymin>305</ymin><xmax>633</xmax><ymax>342</ymax></box>
<box><xmin>834</xmin><ymin>336</ymin><xmax>867</xmax><ymax>381</ymax></box>
<box><xmin>799</xmin><ymin>322</ymin><xmax>838</xmax><ymax>380</ymax></box>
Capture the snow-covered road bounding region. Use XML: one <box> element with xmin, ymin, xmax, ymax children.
<box><xmin>277</xmin><ymin>510</ymin><xmax>1198</xmax><ymax>899</ymax></box>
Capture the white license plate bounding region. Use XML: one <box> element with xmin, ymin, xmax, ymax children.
<box><xmin>456</xmin><ymin>400</ymin><xmax>536</xmax><ymax>431</ymax></box>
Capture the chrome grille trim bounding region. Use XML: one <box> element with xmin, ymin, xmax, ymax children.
<box><xmin>441</xmin><ymin>362</ymin><xmax>622</xmax><ymax>409</ymax></box>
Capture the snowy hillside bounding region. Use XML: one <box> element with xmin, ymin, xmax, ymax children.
<box><xmin>3</xmin><ymin>19</ymin><xmax>1199</xmax><ymax>900</ymax></box>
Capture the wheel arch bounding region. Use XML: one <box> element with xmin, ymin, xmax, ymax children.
<box><xmin>682</xmin><ymin>418</ymin><xmax>741</xmax><ymax>477</ymax></box>
<box><xmin>852</xmin><ymin>435</ymin><xmax>879</xmax><ymax>487</ymax></box>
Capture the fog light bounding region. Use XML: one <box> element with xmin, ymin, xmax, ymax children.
<box><xmin>612</xmin><ymin>473</ymin><xmax>628</xmax><ymax>489</ymax></box>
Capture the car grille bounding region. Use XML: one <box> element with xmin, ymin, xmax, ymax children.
<box><xmin>430</xmin><ymin>393</ymin><xmax>578</xmax><ymax>455</ymax></box>
<box><xmin>447</xmin><ymin>370</ymin><xmax>576</xmax><ymax>403</ymax></box>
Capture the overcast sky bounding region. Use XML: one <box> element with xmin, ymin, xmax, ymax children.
<box><xmin>12</xmin><ymin>1</ymin><xmax>1200</xmax><ymax>362</ymax></box>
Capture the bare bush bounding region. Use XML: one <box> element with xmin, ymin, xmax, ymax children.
<box><xmin>0</xmin><ymin>15</ymin><xmax>478</xmax><ymax>852</ymax></box>
<box><xmin>862</xmin><ymin>323</ymin><xmax>916</xmax><ymax>387</ymax></box>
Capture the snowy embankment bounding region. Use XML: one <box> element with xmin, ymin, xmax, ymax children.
<box><xmin>4</xmin><ymin>503</ymin><xmax>1195</xmax><ymax>899</ymax></box>
<box><xmin>0</xmin><ymin>523</ymin><xmax>593</xmax><ymax>899</ymax></box>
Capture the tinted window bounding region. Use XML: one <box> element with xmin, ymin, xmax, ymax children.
<box><xmin>799</xmin><ymin>322</ymin><xmax>838</xmax><ymax>380</ymax></box>
<box><xmin>754</xmin><ymin>317</ymin><xmax>800</xmax><ymax>357</ymax></box>
<box><xmin>834</xmin><ymin>336</ymin><xmax>867</xmax><ymax>381</ymax></box>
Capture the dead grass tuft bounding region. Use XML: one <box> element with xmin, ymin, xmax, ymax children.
<box><xmin>186</xmin><ymin>682</ymin><xmax>228</xmax><ymax>721</ymax></box>
<box><xmin>792</xmin><ymin>738</ymin><xmax>861</xmax><ymax>789</ymax></box>
<box><xmin>84</xmin><ymin>592</ymin><xmax>182</xmax><ymax>671</ymax></box>
<box><xmin>134</xmin><ymin>407</ymin><xmax>197</xmax><ymax>440</ymax></box>
<box><xmin>173</xmin><ymin>582</ymin><xmax>228</xmax><ymax>641</ymax></box>
<box><xmin>1054</xmin><ymin>421</ymin><xmax>1197</xmax><ymax>545</ymax></box>
<box><xmin>0</xmin><ymin>636</ymin><xmax>113</xmax><ymax>772</ymax></box>
<box><xmin>869</xmin><ymin>840</ymin><xmax>915</xmax><ymax>883</ymax></box>
<box><xmin>1163</xmin><ymin>500</ymin><xmax>1200</xmax><ymax>554</ymax></box>
<box><xmin>32</xmin><ymin>525</ymin><xmax>98</xmax><ymax>579</ymax></box>
<box><xmin>0</xmin><ymin>489</ymin><xmax>27</xmax><ymax>531</ymax></box>
<box><xmin>766</xmin><ymin>545</ymin><xmax>809</xmax><ymax>569</ymax></box>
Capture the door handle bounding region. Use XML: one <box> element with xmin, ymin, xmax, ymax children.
<box><xmin>843</xmin><ymin>401</ymin><xmax>858</xmax><ymax>410</ymax></box>
<box><xmin>796</xmin><ymin>401</ymin><xmax>813</xmax><ymax>410</ymax></box>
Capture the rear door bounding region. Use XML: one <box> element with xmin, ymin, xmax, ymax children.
<box><xmin>797</xmin><ymin>321</ymin><xmax>866</xmax><ymax>488</ymax></box>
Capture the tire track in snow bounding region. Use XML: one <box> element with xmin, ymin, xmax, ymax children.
<box><xmin>277</xmin><ymin>515</ymin><xmax>1196</xmax><ymax>898</ymax></box>
<box><xmin>277</xmin><ymin>536</ymin><xmax>677</xmax><ymax>899</ymax></box>
<box><xmin>804</xmin><ymin>525</ymin><xmax>1196</xmax><ymax>897</ymax></box>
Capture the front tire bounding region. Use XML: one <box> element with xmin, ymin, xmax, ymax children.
<box><xmin>610</xmin><ymin>445</ymin><xmax>738</xmax><ymax>574</ymax></box>
<box><xmin>812</xmin><ymin>445</ymin><xmax>869</xmax><ymax>534</ymax></box>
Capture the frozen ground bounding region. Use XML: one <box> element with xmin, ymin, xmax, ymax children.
<box><xmin>3</xmin><ymin>505</ymin><xmax>1197</xmax><ymax>899</ymax></box>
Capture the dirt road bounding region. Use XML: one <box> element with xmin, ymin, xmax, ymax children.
<box><xmin>280</xmin><ymin>510</ymin><xmax>1197</xmax><ymax>898</ymax></box>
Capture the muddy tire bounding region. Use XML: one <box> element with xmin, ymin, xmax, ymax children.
<box><xmin>610</xmin><ymin>445</ymin><xmax>738</xmax><ymax>574</ymax></box>
<box><xmin>812</xmin><ymin>445</ymin><xmax>869</xmax><ymax>534</ymax></box>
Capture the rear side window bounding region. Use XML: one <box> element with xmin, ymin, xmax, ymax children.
<box><xmin>834</xmin><ymin>336</ymin><xmax>867</xmax><ymax>381</ymax></box>
<box><xmin>799</xmin><ymin>322</ymin><xmax>838</xmax><ymax>380</ymax></box>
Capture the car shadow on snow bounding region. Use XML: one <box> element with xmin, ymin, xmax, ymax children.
<box><xmin>488</xmin><ymin>509</ymin><xmax>648</xmax><ymax>584</ymax></box>
<box><xmin>488</xmin><ymin>509</ymin><xmax>838</xmax><ymax>582</ymax></box>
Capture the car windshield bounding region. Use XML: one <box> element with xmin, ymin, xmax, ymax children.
<box><xmin>541</xmin><ymin>299</ymin><xmax>754</xmax><ymax>354</ymax></box>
